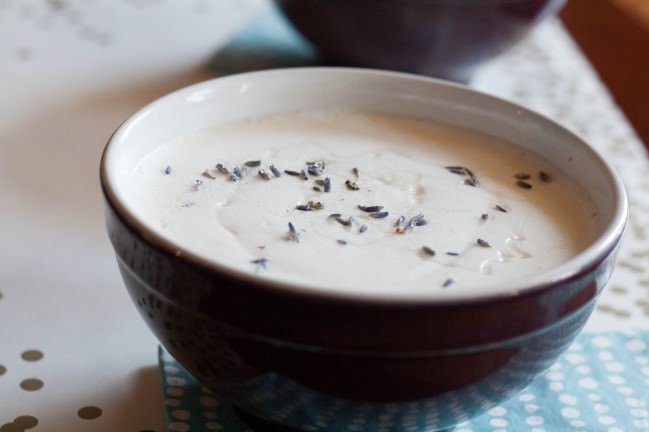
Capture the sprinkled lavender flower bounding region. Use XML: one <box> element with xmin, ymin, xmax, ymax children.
<box><xmin>250</xmin><ymin>258</ymin><xmax>268</xmax><ymax>270</ymax></box>
<box><xmin>476</xmin><ymin>238</ymin><xmax>491</xmax><ymax>248</ymax></box>
<box><xmin>539</xmin><ymin>171</ymin><xmax>552</xmax><ymax>182</ymax></box>
<box><xmin>287</xmin><ymin>222</ymin><xmax>299</xmax><ymax>243</ymax></box>
<box><xmin>269</xmin><ymin>164</ymin><xmax>281</xmax><ymax>177</ymax></box>
<box><xmin>421</xmin><ymin>246</ymin><xmax>436</xmax><ymax>257</ymax></box>
<box><xmin>258</xmin><ymin>169</ymin><xmax>271</xmax><ymax>181</ymax></box>
<box><xmin>306</xmin><ymin>160</ymin><xmax>325</xmax><ymax>176</ymax></box>
<box><xmin>358</xmin><ymin>205</ymin><xmax>384</xmax><ymax>213</ymax></box>
<box><xmin>202</xmin><ymin>169</ymin><xmax>216</xmax><ymax>179</ymax></box>
<box><xmin>335</xmin><ymin>216</ymin><xmax>354</xmax><ymax>227</ymax></box>
<box><xmin>396</xmin><ymin>213</ymin><xmax>426</xmax><ymax>233</ymax></box>
<box><xmin>516</xmin><ymin>180</ymin><xmax>532</xmax><ymax>190</ymax></box>
<box><xmin>323</xmin><ymin>177</ymin><xmax>331</xmax><ymax>193</ymax></box>
<box><xmin>345</xmin><ymin>180</ymin><xmax>360</xmax><ymax>191</ymax></box>
<box><xmin>215</xmin><ymin>163</ymin><xmax>229</xmax><ymax>174</ymax></box>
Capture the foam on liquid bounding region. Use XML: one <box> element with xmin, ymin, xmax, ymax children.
<box><xmin>126</xmin><ymin>111</ymin><xmax>601</xmax><ymax>295</ymax></box>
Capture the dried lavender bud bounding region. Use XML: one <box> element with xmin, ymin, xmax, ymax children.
<box><xmin>369</xmin><ymin>211</ymin><xmax>389</xmax><ymax>219</ymax></box>
<box><xmin>287</xmin><ymin>222</ymin><xmax>299</xmax><ymax>243</ymax></box>
<box><xmin>410</xmin><ymin>213</ymin><xmax>426</xmax><ymax>225</ymax></box>
<box><xmin>539</xmin><ymin>171</ymin><xmax>552</xmax><ymax>182</ymax></box>
<box><xmin>284</xmin><ymin>169</ymin><xmax>301</xmax><ymax>176</ymax></box>
<box><xmin>359</xmin><ymin>224</ymin><xmax>368</xmax><ymax>234</ymax></box>
<box><xmin>358</xmin><ymin>205</ymin><xmax>384</xmax><ymax>213</ymax></box>
<box><xmin>258</xmin><ymin>169</ymin><xmax>271</xmax><ymax>181</ymax></box>
<box><xmin>345</xmin><ymin>180</ymin><xmax>360</xmax><ymax>191</ymax></box>
<box><xmin>335</xmin><ymin>216</ymin><xmax>354</xmax><ymax>227</ymax></box>
<box><xmin>514</xmin><ymin>173</ymin><xmax>531</xmax><ymax>180</ymax></box>
<box><xmin>269</xmin><ymin>164</ymin><xmax>281</xmax><ymax>177</ymax></box>
<box><xmin>445</xmin><ymin>166</ymin><xmax>470</xmax><ymax>175</ymax></box>
<box><xmin>395</xmin><ymin>213</ymin><xmax>426</xmax><ymax>234</ymax></box>
<box><xmin>476</xmin><ymin>238</ymin><xmax>491</xmax><ymax>248</ymax></box>
<box><xmin>516</xmin><ymin>180</ymin><xmax>532</xmax><ymax>190</ymax></box>
<box><xmin>215</xmin><ymin>163</ymin><xmax>229</xmax><ymax>174</ymax></box>
<box><xmin>495</xmin><ymin>204</ymin><xmax>508</xmax><ymax>213</ymax></box>
<box><xmin>202</xmin><ymin>169</ymin><xmax>217</xmax><ymax>179</ymax></box>
<box><xmin>481</xmin><ymin>213</ymin><xmax>489</xmax><ymax>221</ymax></box>
<box><xmin>442</xmin><ymin>277</ymin><xmax>454</xmax><ymax>288</ymax></box>
<box><xmin>164</xmin><ymin>165</ymin><xmax>172</xmax><ymax>175</ymax></box>
<box><xmin>296</xmin><ymin>204</ymin><xmax>313</xmax><ymax>211</ymax></box>
<box><xmin>422</xmin><ymin>246</ymin><xmax>436</xmax><ymax>257</ymax></box>
<box><xmin>306</xmin><ymin>161</ymin><xmax>325</xmax><ymax>176</ymax></box>
<box><xmin>250</xmin><ymin>258</ymin><xmax>268</xmax><ymax>270</ymax></box>
<box><xmin>337</xmin><ymin>239</ymin><xmax>347</xmax><ymax>245</ymax></box>
<box><xmin>323</xmin><ymin>177</ymin><xmax>331</xmax><ymax>193</ymax></box>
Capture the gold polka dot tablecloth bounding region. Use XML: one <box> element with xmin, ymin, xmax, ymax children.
<box><xmin>0</xmin><ymin>1</ymin><xmax>648</xmax><ymax>431</ymax></box>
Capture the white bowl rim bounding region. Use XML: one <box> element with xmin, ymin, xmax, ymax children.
<box><xmin>100</xmin><ymin>67</ymin><xmax>629</xmax><ymax>304</ymax></box>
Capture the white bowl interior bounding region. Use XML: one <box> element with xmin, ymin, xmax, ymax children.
<box><xmin>102</xmin><ymin>68</ymin><xmax>627</xmax><ymax>301</ymax></box>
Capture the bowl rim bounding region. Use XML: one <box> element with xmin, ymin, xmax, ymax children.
<box><xmin>100</xmin><ymin>67</ymin><xmax>628</xmax><ymax>305</ymax></box>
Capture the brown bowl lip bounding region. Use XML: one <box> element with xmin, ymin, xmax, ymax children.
<box><xmin>100</xmin><ymin>67</ymin><xmax>629</xmax><ymax>307</ymax></box>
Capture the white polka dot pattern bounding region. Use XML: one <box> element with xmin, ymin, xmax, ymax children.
<box><xmin>160</xmin><ymin>332</ymin><xmax>649</xmax><ymax>431</ymax></box>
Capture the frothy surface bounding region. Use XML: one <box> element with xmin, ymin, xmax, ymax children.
<box><xmin>126</xmin><ymin>111</ymin><xmax>601</xmax><ymax>295</ymax></box>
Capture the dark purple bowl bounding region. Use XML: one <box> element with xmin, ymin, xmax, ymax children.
<box><xmin>100</xmin><ymin>68</ymin><xmax>627</xmax><ymax>432</ymax></box>
<box><xmin>273</xmin><ymin>0</ymin><xmax>566</xmax><ymax>82</ymax></box>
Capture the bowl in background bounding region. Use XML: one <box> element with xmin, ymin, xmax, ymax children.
<box><xmin>100</xmin><ymin>68</ymin><xmax>627</xmax><ymax>431</ymax></box>
<box><xmin>273</xmin><ymin>0</ymin><xmax>566</xmax><ymax>83</ymax></box>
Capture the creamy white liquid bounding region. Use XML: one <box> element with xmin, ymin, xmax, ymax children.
<box><xmin>127</xmin><ymin>111</ymin><xmax>600</xmax><ymax>295</ymax></box>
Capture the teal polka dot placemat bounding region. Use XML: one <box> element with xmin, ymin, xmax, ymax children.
<box><xmin>207</xmin><ymin>6</ymin><xmax>319</xmax><ymax>77</ymax></box>
<box><xmin>159</xmin><ymin>332</ymin><xmax>649</xmax><ymax>432</ymax></box>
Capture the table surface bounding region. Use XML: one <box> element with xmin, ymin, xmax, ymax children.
<box><xmin>1</xmin><ymin>1</ymin><xmax>648</xmax><ymax>430</ymax></box>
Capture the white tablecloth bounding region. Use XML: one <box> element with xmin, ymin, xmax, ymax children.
<box><xmin>0</xmin><ymin>1</ymin><xmax>647</xmax><ymax>430</ymax></box>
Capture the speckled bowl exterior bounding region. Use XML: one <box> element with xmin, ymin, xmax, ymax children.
<box><xmin>273</xmin><ymin>0</ymin><xmax>566</xmax><ymax>82</ymax></box>
<box><xmin>101</xmin><ymin>68</ymin><xmax>627</xmax><ymax>432</ymax></box>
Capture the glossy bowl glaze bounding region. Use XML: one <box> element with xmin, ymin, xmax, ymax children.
<box><xmin>101</xmin><ymin>68</ymin><xmax>627</xmax><ymax>432</ymax></box>
<box><xmin>274</xmin><ymin>0</ymin><xmax>566</xmax><ymax>83</ymax></box>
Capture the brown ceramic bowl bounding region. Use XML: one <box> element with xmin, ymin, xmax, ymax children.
<box><xmin>274</xmin><ymin>0</ymin><xmax>566</xmax><ymax>82</ymax></box>
<box><xmin>100</xmin><ymin>68</ymin><xmax>627</xmax><ymax>431</ymax></box>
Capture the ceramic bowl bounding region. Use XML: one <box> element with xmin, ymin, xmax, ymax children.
<box><xmin>273</xmin><ymin>0</ymin><xmax>566</xmax><ymax>82</ymax></box>
<box><xmin>100</xmin><ymin>68</ymin><xmax>627</xmax><ymax>432</ymax></box>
